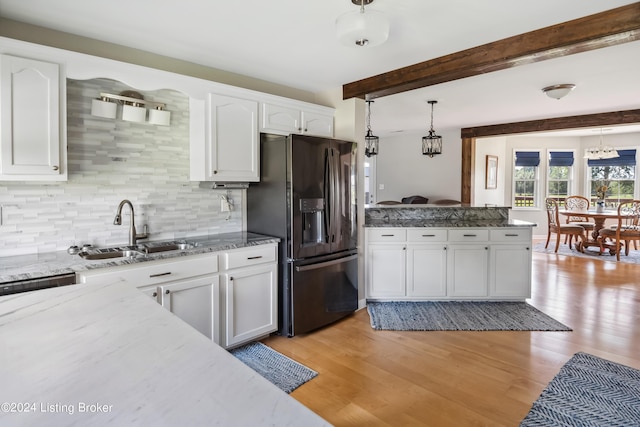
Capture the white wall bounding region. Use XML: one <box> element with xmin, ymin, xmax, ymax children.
<box><xmin>375</xmin><ymin>129</ymin><xmax>462</xmax><ymax>203</ymax></box>
<box><xmin>474</xmin><ymin>136</ymin><xmax>507</xmax><ymax>206</ymax></box>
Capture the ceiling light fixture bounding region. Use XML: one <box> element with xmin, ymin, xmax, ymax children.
<box><xmin>336</xmin><ymin>0</ymin><xmax>389</xmax><ymax>48</ymax></box>
<box><xmin>364</xmin><ymin>100</ymin><xmax>379</xmax><ymax>157</ymax></box>
<box><xmin>584</xmin><ymin>128</ymin><xmax>619</xmax><ymax>160</ymax></box>
<box><xmin>542</xmin><ymin>84</ymin><xmax>576</xmax><ymax>100</ymax></box>
<box><xmin>90</xmin><ymin>90</ymin><xmax>171</xmax><ymax>126</ymax></box>
<box><xmin>422</xmin><ymin>100</ymin><xmax>442</xmax><ymax>157</ymax></box>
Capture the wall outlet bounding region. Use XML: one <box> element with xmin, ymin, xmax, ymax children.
<box><xmin>221</xmin><ymin>198</ymin><xmax>233</xmax><ymax>212</ymax></box>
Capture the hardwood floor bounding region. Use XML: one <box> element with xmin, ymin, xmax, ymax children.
<box><xmin>262</xmin><ymin>251</ymin><xmax>640</xmax><ymax>426</ymax></box>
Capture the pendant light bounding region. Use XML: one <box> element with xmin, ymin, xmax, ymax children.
<box><xmin>365</xmin><ymin>100</ymin><xmax>379</xmax><ymax>157</ymax></box>
<box><xmin>336</xmin><ymin>0</ymin><xmax>390</xmax><ymax>47</ymax></box>
<box><xmin>422</xmin><ymin>100</ymin><xmax>442</xmax><ymax>157</ymax></box>
<box><xmin>584</xmin><ymin>128</ymin><xmax>619</xmax><ymax>160</ymax></box>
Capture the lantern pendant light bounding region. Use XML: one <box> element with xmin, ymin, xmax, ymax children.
<box><xmin>365</xmin><ymin>100</ymin><xmax>379</xmax><ymax>157</ymax></box>
<box><xmin>422</xmin><ymin>100</ymin><xmax>442</xmax><ymax>157</ymax></box>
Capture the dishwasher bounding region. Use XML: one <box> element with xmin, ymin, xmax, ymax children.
<box><xmin>0</xmin><ymin>273</ymin><xmax>77</xmax><ymax>296</ymax></box>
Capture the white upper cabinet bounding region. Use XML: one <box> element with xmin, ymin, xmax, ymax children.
<box><xmin>0</xmin><ymin>54</ymin><xmax>67</xmax><ymax>180</ymax></box>
<box><xmin>261</xmin><ymin>101</ymin><xmax>334</xmax><ymax>138</ymax></box>
<box><xmin>194</xmin><ymin>93</ymin><xmax>259</xmax><ymax>182</ymax></box>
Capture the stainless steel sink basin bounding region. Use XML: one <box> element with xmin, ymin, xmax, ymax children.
<box><xmin>143</xmin><ymin>242</ymin><xmax>196</xmax><ymax>253</ymax></box>
<box><xmin>79</xmin><ymin>249</ymin><xmax>144</xmax><ymax>260</ymax></box>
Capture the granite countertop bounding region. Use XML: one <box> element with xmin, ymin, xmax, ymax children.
<box><xmin>365</xmin><ymin>219</ymin><xmax>536</xmax><ymax>228</ymax></box>
<box><xmin>0</xmin><ymin>280</ymin><xmax>330</xmax><ymax>427</ymax></box>
<box><xmin>0</xmin><ymin>232</ymin><xmax>279</xmax><ymax>284</ymax></box>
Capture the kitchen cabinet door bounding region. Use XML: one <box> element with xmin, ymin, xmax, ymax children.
<box><xmin>446</xmin><ymin>244</ymin><xmax>489</xmax><ymax>297</ymax></box>
<box><xmin>0</xmin><ymin>54</ymin><xmax>67</xmax><ymax>180</ymax></box>
<box><xmin>301</xmin><ymin>110</ymin><xmax>333</xmax><ymax>138</ymax></box>
<box><xmin>366</xmin><ymin>244</ymin><xmax>406</xmax><ymax>298</ymax></box>
<box><xmin>222</xmin><ymin>263</ymin><xmax>277</xmax><ymax>348</ymax></box>
<box><xmin>260</xmin><ymin>102</ymin><xmax>334</xmax><ymax>137</ymax></box>
<box><xmin>204</xmin><ymin>93</ymin><xmax>259</xmax><ymax>182</ymax></box>
<box><xmin>489</xmin><ymin>244</ymin><xmax>532</xmax><ymax>298</ymax></box>
<box><xmin>160</xmin><ymin>275</ymin><xmax>220</xmax><ymax>344</ymax></box>
<box><xmin>407</xmin><ymin>245</ymin><xmax>447</xmax><ymax>297</ymax></box>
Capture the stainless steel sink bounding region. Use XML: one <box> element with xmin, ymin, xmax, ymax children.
<box><xmin>142</xmin><ymin>242</ymin><xmax>196</xmax><ymax>253</ymax></box>
<box><xmin>79</xmin><ymin>249</ymin><xmax>144</xmax><ymax>260</ymax></box>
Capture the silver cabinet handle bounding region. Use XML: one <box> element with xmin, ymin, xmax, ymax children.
<box><xmin>152</xmin><ymin>292</ymin><xmax>158</xmax><ymax>297</ymax></box>
<box><xmin>149</xmin><ymin>272</ymin><xmax>172</xmax><ymax>278</ymax></box>
<box><xmin>165</xmin><ymin>289</ymin><xmax>170</xmax><ymax>294</ymax></box>
<box><xmin>52</xmin><ymin>165</ymin><xmax>59</xmax><ymax>171</ymax></box>
<box><xmin>505</xmin><ymin>233</ymin><xmax>519</xmax><ymax>237</ymax></box>
<box><xmin>247</xmin><ymin>256</ymin><xmax>263</xmax><ymax>260</ymax></box>
<box><xmin>463</xmin><ymin>234</ymin><xmax>477</xmax><ymax>237</ymax></box>
<box><xmin>422</xmin><ymin>234</ymin><xmax>436</xmax><ymax>237</ymax></box>
<box><xmin>381</xmin><ymin>234</ymin><xmax>395</xmax><ymax>237</ymax></box>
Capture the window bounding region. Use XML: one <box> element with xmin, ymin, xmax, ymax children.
<box><xmin>587</xmin><ymin>149</ymin><xmax>636</xmax><ymax>207</ymax></box>
<box><xmin>548</xmin><ymin>151</ymin><xmax>574</xmax><ymax>206</ymax></box>
<box><xmin>513</xmin><ymin>151</ymin><xmax>540</xmax><ymax>208</ymax></box>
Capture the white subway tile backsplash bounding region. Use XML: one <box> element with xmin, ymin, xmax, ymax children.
<box><xmin>0</xmin><ymin>78</ymin><xmax>243</xmax><ymax>257</ymax></box>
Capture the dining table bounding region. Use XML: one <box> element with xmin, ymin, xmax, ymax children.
<box><xmin>558</xmin><ymin>209</ymin><xmax>628</xmax><ymax>254</ymax></box>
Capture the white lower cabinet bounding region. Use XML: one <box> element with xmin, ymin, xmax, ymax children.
<box><xmin>365</xmin><ymin>227</ymin><xmax>532</xmax><ymax>300</ymax></box>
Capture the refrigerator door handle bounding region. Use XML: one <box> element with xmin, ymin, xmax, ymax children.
<box><xmin>295</xmin><ymin>254</ymin><xmax>358</xmax><ymax>272</ymax></box>
<box><xmin>323</xmin><ymin>147</ymin><xmax>331</xmax><ymax>243</ymax></box>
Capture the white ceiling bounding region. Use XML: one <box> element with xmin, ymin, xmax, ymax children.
<box><xmin>1</xmin><ymin>0</ymin><xmax>639</xmax><ymax>137</ymax></box>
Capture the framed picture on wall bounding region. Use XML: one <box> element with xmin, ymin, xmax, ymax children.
<box><xmin>485</xmin><ymin>155</ymin><xmax>498</xmax><ymax>189</ymax></box>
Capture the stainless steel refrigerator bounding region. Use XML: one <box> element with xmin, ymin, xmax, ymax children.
<box><xmin>247</xmin><ymin>133</ymin><xmax>358</xmax><ymax>337</ymax></box>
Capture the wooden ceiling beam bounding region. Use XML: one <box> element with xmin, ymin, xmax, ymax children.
<box><xmin>343</xmin><ymin>3</ymin><xmax>640</xmax><ymax>100</ymax></box>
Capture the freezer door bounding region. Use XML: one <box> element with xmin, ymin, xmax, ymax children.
<box><xmin>288</xmin><ymin>252</ymin><xmax>358</xmax><ymax>336</ymax></box>
<box><xmin>329</xmin><ymin>139</ymin><xmax>357</xmax><ymax>253</ymax></box>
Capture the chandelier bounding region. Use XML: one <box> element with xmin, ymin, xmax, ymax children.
<box><xmin>422</xmin><ymin>100</ymin><xmax>442</xmax><ymax>157</ymax></box>
<box><xmin>584</xmin><ymin>128</ymin><xmax>619</xmax><ymax>160</ymax></box>
<box><xmin>364</xmin><ymin>100</ymin><xmax>379</xmax><ymax>157</ymax></box>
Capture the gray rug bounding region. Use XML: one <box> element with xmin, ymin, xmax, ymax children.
<box><xmin>229</xmin><ymin>342</ymin><xmax>317</xmax><ymax>393</ymax></box>
<box><xmin>367</xmin><ymin>301</ymin><xmax>571</xmax><ymax>331</ymax></box>
<box><xmin>520</xmin><ymin>352</ymin><xmax>640</xmax><ymax>426</ymax></box>
<box><xmin>533</xmin><ymin>241</ymin><xmax>640</xmax><ymax>264</ymax></box>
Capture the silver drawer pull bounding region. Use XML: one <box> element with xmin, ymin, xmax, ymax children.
<box><xmin>247</xmin><ymin>256</ymin><xmax>263</xmax><ymax>260</ymax></box>
<box><xmin>505</xmin><ymin>234</ymin><xmax>519</xmax><ymax>237</ymax></box>
<box><xmin>422</xmin><ymin>234</ymin><xmax>436</xmax><ymax>237</ymax></box>
<box><xmin>463</xmin><ymin>234</ymin><xmax>477</xmax><ymax>237</ymax></box>
<box><xmin>381</xmin><ymin>234</ymin><xmax>395</xmax><ymax>237</ymax></box>
<box><xmin>149</xmin><ymin>272</ymin><xmax>172</xmax><ymax>278</ymax></box>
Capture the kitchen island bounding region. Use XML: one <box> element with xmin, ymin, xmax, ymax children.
<box><xmin>364</xmin><ymin>205</ymin><xmax>536</xmax><ymax>300</ymax></box>
<box><xmin>0</xmin><ymin>279</ymin><xmax>329</xmax><ymax>426</ymax></box>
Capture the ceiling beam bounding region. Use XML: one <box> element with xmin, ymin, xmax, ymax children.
<box><xmin>460</xmin><ymin>109</ymin><xmax>640</xmax><ymax>138</ymax></box>
<box><xmin>343</xmin><ymin>3</ymin><xmax>640</xmax><ymax>100</ymax></box>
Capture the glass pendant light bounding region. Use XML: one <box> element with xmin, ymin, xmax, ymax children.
<box><xmin>364</xmin><ymin>100</ymin><xmax>379</xmax><ymax>157</ymax></box>
<box><xmin>422</xmin><ymin>100</ymin><xmax>442</xmax><ymax>157</ymax></box>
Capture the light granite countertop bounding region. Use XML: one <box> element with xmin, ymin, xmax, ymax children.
<box><xmin>365</xmin><ymin>219</ymin><xmax>536</xmax><ymax>228</ymax></box>
<box><xmin>0</xmin><ymin>279</ymin><xmax>330</xmax><ymax>427</ymax></box>
<box><xmin>0</xmin><ymin>232</ymin><xmax>279</xmax><ymax>285</ymax></box>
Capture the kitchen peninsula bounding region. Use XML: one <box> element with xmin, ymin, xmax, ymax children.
<box><xmin>0</xmin><ymin>278</ymin><xmax>329</xmax><ymax>426</ymax></box>
<box><xmin>364</xmin><ymin>205</ymin><xmax>536</xmax><ymax>300</ymax></box>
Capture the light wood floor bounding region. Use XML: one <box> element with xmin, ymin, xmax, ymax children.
<box><xmin>262</xmin><ymin>250</ymin><xmax>640</xmax><ymax>426</ymax></box>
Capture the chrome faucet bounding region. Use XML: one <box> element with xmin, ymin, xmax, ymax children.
<box><xmin>113</xmin><ymin>199</ymin><xmax>148</xmax><ymax>246</ymax></box>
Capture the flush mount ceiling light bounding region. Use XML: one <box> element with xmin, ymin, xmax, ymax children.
<box><xmin>336</xmin><ymin>0</ymin><xmax>389</xmax><ymax>47</ymax></box>
<box><xmin>90</xmin><ymin>90</ymin><xmax>171</xmax><ymax>126</ymax></box>
<box><xmin>422</xmin><ymin>100</ymin><xmax>442</xmax><ymax>157</ymax></box>
<box><xmin>584</xmin><ymin>128</ymin><xmax>619</xmax><ymax>160</ymax></box>
<box><xmin>542</xmin><ymin>84</ymin><xmax>576</xmax><ymax>100</ymax></box>
<box><xmin>364</xmin><ymin>100</ymin><xmax>379</xmax><ymax>157</ymax></box>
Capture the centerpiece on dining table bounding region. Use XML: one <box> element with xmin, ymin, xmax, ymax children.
<box><xmin>595</xmin><ymin>183</ymin><xmax>608</xmax><ymax>212</ymax></box>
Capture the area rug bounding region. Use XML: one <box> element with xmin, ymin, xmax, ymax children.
<box><xmin>520</xmin><ymin>352</ymin><xmax>640</xmax><ymax>426</ymax></box>
<box><xmin>229</xmin><ymin>342</ymin><xmax>317</xmax><ymax>393</ymax></box>
<box><xmin>533</xmin><ymin>241</ymin><xmax>640</xmax><ymax>265</ymax></box>
<box><xmin>367</xmin><ymin>301</ymin><xmax>571</xmax><ymax>331</ymax></box>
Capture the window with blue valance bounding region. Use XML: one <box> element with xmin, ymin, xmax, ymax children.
<box><xmin>515</xmin><ymin>151</ymin><xmax>540</xmax><ymax>167</ymax></box>
<box><xmin>587</xmin><ymin>149</ymin><xmax>636</xmax><ymax>167</ymax></box>
<box><xmin>549</xmin><ymin>151</ymin><xmax>574</xmax><ymax>167</ymax></box>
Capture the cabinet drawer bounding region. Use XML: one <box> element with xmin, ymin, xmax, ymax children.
<box><xmin>490</xmin><ymin>228</ymin><xmax>532</xmax><ymax>242</ymax></box>
<box><xmin>367</xmin><ymin>228</ymin><xmax>407</xmax><ymax>242</ymax></box>
<box><xmin>407</xmin><ymin>228</ymin><xmax>447</xmax><ymax>242</ymax></box>
<box><xmin>448</xmin><ymin>229</ymin><xmax>489</xmax><ymax>242</ymax></box>
<box><xmin>78</xmin><ymin>254</ymin><xmax>218</xmax><ymax>287</ymax></box>
<box><xmin>224</xmin><ymin>245</ymin><xmax>277</xmax><ymax>270</ymax></box>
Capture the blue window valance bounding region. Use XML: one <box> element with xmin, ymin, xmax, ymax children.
<box><xmin>549</xmin><ymin>151</ymin><xmax>574</xmax><ymax>167</ymax></box>
<box><xmin>515</xmin><ymin>151</ymin><xmax>540</xmax><ymax>167</ymax></box>
<box><xmin>587</xmin><ymin>149</ymin><xmax>636</xmax><ymax>167</ymax></box>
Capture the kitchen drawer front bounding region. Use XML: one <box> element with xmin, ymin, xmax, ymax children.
<box><xmin>78</xmin><ymin>253</ymin><xmax>218</xmax><ymax>287</ymax></box>
<box><xmin>224</xmin><ymin>244</ymin><xmax>277</xmax><ymax>270</ymax></box>
<box><xmin>407</xmin><ymin>228</ymin><xmax>447</xmax><ymax>242</ymax></box>
<box><xmin>448</xmin><ymin>229</ymin><xmax>489</xmax><ymax>242</ymax></box>
<box><xmin>490</xmin><ymin>228</ymin><xmax>532</xmax><ymax>243</ymax></box>
<box><xmin>367</xmin><ymin>228</ymin><xmax>407</xmax><ymax>243</ymax></box>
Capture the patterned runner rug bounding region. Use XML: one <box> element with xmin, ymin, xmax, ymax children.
<box><xmin>520</xmin><ymin>352</ymin><xmax>640</xmax><ymax>426</ymax></box>
<box><xmin>230</xmin><ymin>342</ymin><xmax>317</xmax><ymax>393</ymax></box>
<box><xmin>367</xmin><ymin>301</ymin><xmax>571</xmax><ymax>331</ymax></box>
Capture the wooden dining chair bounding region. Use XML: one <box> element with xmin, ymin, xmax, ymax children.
<box><xmin>564</xmin><ymin>195</ymin><xmax>595</xmax><ymax>248</ymax></box>
<box><xmin>597</xmin><ymin>200</ymin><xmax>640</xmax><ymax>261</ymax></box>
<box><xmin>545</xmin><ymin>198</ymin><xmax>586</xmax><ymax>253</ymax></box>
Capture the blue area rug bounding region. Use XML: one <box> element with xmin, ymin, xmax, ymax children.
<box><xmin>229</xmin><ymin>342</ymin><xmax>317</xmax><ymax>393</ymax></box>
<box><xmin>520</xmin><ymin>352</ymin><xmax>640</xmax><ymax>426</ymax></box>
<box><xmin>367</xmin><ymin>301</ymin><xmax>571</xmax><ymax>331</ymax></box>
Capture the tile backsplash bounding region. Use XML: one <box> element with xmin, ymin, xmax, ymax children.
<box><xmin>0</xmin><ymin>78</ymin><xmax>243</xmax><ymax>257</ymax></box>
